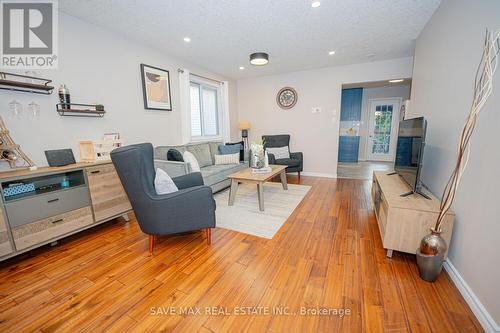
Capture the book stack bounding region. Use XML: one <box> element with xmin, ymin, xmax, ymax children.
<box><xmin>251</xmin><ymin>167</ymin><xmax>272</xmax><ymax>174</ymax></box>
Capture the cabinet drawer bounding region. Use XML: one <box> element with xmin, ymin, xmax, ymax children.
<box><xmin>0</xmin><ymin>207</ymin><xmax>13</xmax><ymax>257</ymax></box>
<box><xmin>12</xmin><ymin>206</ymin><xmax>93</xmax><ymax>251</ymax></box>
<box><xmin>5</xmin><ymin>186</ymin><xmax>90</xmax><ymax>228</ymax></box>
<box><xmin>86</xmin><ymin>164</ymin><xmax>131</xmax><ymax>222</ymax></box>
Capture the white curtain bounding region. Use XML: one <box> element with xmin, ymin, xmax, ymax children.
<box><xmin>178</xmin><ymin>68</ymin><xmax>191</xmax><ymax>144</ymax></box>
<box><xmin>220</xmin><ymin>81</ymin><xmax>231</xmax><ymax>143</ymax></box>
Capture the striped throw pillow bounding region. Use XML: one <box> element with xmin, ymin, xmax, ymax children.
<box><xmin>214</xmin><ymin>153</ymin><xmax>240</xmax><ymax>165</ymax></box>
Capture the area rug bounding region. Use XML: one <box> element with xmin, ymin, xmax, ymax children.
<box><xmin>214</xmin><ymin>182</ymin><xmax>311</xmax><ymax>239</ymax></box>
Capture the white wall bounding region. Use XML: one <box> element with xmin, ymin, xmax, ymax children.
<box><xmin>0</xmin><ymin>13</ymin><xmax>238</xmax><ymax>167</ymax></box>
<box><xmin>237</xmin><ymin>58</ymin><xmax>413</xmax><ymax>176</ymax></box>
<box><xmin>358</xmin><ymin>85</ymin><xmax>411</xmax><ymax>160</ymax></box>
<box><xmin>409</xmin><ymin>0</ymin><xmax>500</xmax><ymax>330</ymax></box>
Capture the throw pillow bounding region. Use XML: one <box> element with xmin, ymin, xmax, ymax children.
<box><xmin>167</xmin><ymin>149</ymin><xmax>184</xmax><ymax>162</ymax></box>
<box><xmin>183</xmin><ymin>151</ymin><xmax>201</xmax><ymax>172</ymax></box>
<box><xmin>218</xmin><ymin>144</ymin><xmax>241</xmax><ymax>155</ymax></box>
<box><xmin>154</xmin><ymin>168</ymin><xmax>178</xmax><ymax>194</ymax></box>
<box><xmin>214</xmin><ymin>153</ymin><xmax>240</xmax><ymax>165</ymax></box>
<box><xmin>225</xmin><ymin>141</ymin><xmax>245</xmax><ymax>161</ymax></box>
<box><xmin>266</xmin><ymin>146</ymin><xmax>290</xmax><ymax>159</ymax></box>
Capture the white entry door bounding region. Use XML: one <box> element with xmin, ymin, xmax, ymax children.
<box><xmin>366</xmin><ymin>98</ymin><xmax>401</xmax><ymax>161</ymax></box>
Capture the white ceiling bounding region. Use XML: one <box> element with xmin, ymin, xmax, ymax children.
<box><xmin>60</xmin><ymin>0</ymin><xmax>441</xmax><ymax>79</ymax></box>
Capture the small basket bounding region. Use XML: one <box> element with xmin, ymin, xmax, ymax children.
<box><xmin>3</xmin><ymin>183</ymin><xmax>35</xmax><ymax>197</ymax></box>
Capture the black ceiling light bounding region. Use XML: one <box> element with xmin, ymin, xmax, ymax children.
<box><xmin>250</xmin><ymin>52</ymin><xmax>269</xmax><ymax>66</ymax></box>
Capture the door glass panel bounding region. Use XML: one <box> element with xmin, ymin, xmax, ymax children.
<box><xmin>372</xmin><ymin>104</ymin><xmax>393</xmax><ymax>154</ymax></box>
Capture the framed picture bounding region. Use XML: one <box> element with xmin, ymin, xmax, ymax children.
<box><xmin>140</xmin><ymin>64</ymin><xmax>172</xmax><ymax>110</ymax></box>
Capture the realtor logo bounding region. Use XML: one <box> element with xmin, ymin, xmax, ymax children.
<box><xmin>1</xmin><ymin>0</ymin><xmax>58</xmax><ymax>69</ymax></box>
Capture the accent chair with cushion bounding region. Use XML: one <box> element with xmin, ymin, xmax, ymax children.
<box><xmin>110</xmin><ymin>143</ymin><xmax>216</xmax><ymax>255</ymax></box>
<box><xmin>262</xmin><ymin>134</ymin><xmax>303</xmax><ymax>178</ymax></box>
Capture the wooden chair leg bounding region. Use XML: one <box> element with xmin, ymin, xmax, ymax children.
<box><xmin>206</xmin><ymin>228</ymin><xmax>212</xmax><ymax>245</ymax></box>
<box><xmin>298</xmin><ymin>171</ymin><xmax>301</xmax><ymax>180</ymax></box>
<box><xmin>149</xmin><ymin>234</ymin><xmax>155</xmax><ymax>256</ymax></box>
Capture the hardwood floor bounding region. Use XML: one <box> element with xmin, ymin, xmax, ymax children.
<box><xmin>0</xmin><ymin>177</ymin><xmax>482</xmax><ymax>332</ymax></box>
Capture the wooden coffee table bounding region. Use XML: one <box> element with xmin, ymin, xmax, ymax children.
<box><xmin>227</xmin><ymin>165</ymin><xmax>288</xmax><ymax>211</ymax></box>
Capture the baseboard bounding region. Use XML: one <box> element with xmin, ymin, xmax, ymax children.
<box><xmin>300</xmin><ymin>172</ymin><xmax>337</xmax><ymax>178</ymax></box>
<box><xmin>444</xmin><ymin>259</ymin><xmax>500</xmax><ymax>332</ymax></box>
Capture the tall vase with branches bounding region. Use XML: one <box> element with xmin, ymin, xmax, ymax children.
<box><xmin>416</xmin><ymin>29</ymin><xmax>500</xmax><ymax>282</ymax></box>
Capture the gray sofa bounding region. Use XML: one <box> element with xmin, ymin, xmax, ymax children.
<box><xmin>154</xmin><ymin>141</ymin><xmax>247</xmax><ymax>193</ymax></box>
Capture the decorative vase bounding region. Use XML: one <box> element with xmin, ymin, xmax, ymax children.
<box><xmin>249</xmin><ymin>143</ymin><xmax>265</xmax><ymax>169</ymax></box>
<box><xmin>416</xmin><ymin>228</ymin><xmax>447</xmax><ymax>282</ymax></box>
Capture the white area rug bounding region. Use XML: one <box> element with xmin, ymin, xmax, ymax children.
<box><xmin>214</xmin><ymin>183</ymin><xmax>311</xmax><ymax>239</ymax></box>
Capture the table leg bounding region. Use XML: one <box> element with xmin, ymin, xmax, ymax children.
<box><xmin>280</xmin><ymin>170</ymin><xmax>288</xmax><ymax>190</ymax></box>
<box><xmin>228</xmin><ymin>180</ymin><xmax>239</xmax><ymax>206</ymax></box>
<box><xmin>257</xmin><ymin>182</ymin><xmax>264</xmax><ymax>211</ymax></box>
<box><xmin>386</xmin><ymin>249</ymin><xmax>393</xmax><ymax>258</ymax></box>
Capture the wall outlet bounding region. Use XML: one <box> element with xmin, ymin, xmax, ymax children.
<box><xmin>312</xmin><ymin>107</ymin><xmax>322</xmax><ymax>114</ymax></box>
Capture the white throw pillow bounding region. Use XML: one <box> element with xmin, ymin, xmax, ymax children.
<box><xmin>154</xmin><ymin>168</ymin><xmax>178</xmax><ymax>195</ymax></box>
<box><xmin>183</xmin><ymin>151</ymin><xmax>201</xmax><ymax>172</ymax></box>
<box><xmin>214</xmin><ymin>152</ymin><xmax>240</xmax><ymax>165</ymax></box>
<box><xmin>266</xmin><ymin>146</ymin><xmax>290</xmax><ymax>159</ymax></box>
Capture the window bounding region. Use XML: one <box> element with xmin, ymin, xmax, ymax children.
<box><xmin>190</xmin><ymin>81</ymin><xmax>220</xmax><ymax>138</ymax></box>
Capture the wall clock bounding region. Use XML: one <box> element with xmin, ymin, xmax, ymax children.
<box><xmin>276</xmin><ymin>87</ymin><xmax>298</xmax><ymax>109</ymax></box>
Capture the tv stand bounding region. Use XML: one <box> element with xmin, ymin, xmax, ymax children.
<box><xmin>371</xmin><ymin>171</ymin><xmax>454</xmax><ymax>258</ymax></box>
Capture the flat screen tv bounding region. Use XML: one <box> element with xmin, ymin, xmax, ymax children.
<box><xmin>394</xmin><ymin>117</ymin><xmax>428</xmax><ymax>198</ymax></box>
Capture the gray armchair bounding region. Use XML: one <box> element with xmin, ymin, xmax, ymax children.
<box><xmin>110</xmin><ymin>143</ymin><xmax>215</xmax><ymax>255</ymax></box>
<box><xmin>262</xmin><ymin>135</ymin><xmax>303</xmax><ymax>178</ymax></box>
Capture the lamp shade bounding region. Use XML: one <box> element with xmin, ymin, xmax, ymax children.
<box><xmin>239</xmin><ymin>121</ymin><xmax>251</xmax><ymax>130</ymax></box>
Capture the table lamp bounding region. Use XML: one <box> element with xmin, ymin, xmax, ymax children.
<box><xmin>239</xmin><ymin>121</ymin><xmax>251</xmax><ymax>148</ymax></box>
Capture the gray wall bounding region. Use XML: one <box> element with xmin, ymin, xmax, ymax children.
<box><xmin>409</xmin><ymin>0</ymin><xmax>500</xmax><ymax>328</ymax></box>
<box><xmin>0</xmin><ymin>13</ymin><xmax>238</xmax><ymax>167</ymax></box>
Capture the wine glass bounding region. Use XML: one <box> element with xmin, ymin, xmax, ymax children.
<box><xmin>28</xmin><ymin>101</ymin><xmax>40</xmax><ymax>118</ymax></box>
<box><xmin>8</xmin><ymin>100</ymin><xmax>23</xmax><ymax>118</ymax></box>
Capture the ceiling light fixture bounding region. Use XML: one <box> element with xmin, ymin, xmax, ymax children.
<box><xmin>250</xmin><ymin>52</ymin><xmax>269</xmax><ymax>66</ymax></box>
<box><xmin>389</xmin><ymin>79</ymin><xmax>404</xmax><ymax>83</ymax></box>
<box><xmin>328</xmin><ymin>50</ymin><xmax>336</xmax><ymax>55</ymax></box>
<box><xmin>239</xmin><ymin>66</ymin><xmax>245</xmax><ymax>70</ymax></box>
<box><xmin>183</xmin><ymin>37</ymin><xmax>191</xmax><ymax>42</ymax></box>
<box><xmin>311</xmin><ymin>1</ymin><xmax>321</xmax><ymax>8</ymax></box>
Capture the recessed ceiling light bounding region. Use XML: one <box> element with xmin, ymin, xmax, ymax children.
<box><xmin>311</xmin><ymin>1</ymin><xmax>321</xmax><ymax>8</ymax></box>
<box><xmin>250</xmin><ymin>52</ymin><xmax>269</xmax><ymax>66</ymax></box>
<box><xmin>239</xmin><ymin>66</ymin><xmax>245</xmax><ymax>70</ymax></box>
<box><xmin>328</xmin><ymin>50</ymin><xmax>336</xmax><ymax>55</ymax></box>
<box><xmin>183</xmin><ymin>37</ymin><xmax>191</xmax><ymax>42</ymax></box>
<box><xmin>389</xmin><ymin>79</ymin><xmax>404</xmax><ymax>83</ymax></box>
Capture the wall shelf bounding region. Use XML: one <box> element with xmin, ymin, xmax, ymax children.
<box><xmin>0</xmin><ymin>72</ymin><xmax>54</xmax><ymax>94</ymax></box>
<box><xmin>56</xmin><ymin>103</ymin><xmax>105</xmax><ymax>117</ymax></box>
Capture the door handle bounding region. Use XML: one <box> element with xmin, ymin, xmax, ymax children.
<box><xmin>51</xmin><ymin>218</ymin><xmax>64</xmax><ymax>224</ymax></box>
<box><xmin>47</xmin><ymin>198</ymin><xmax>59</xmax><ymax>203</ymax></box>
<box><xmin>90</xmin><ymin>170</ymin><xmax>100</xmax><ymax>174</ymax></box>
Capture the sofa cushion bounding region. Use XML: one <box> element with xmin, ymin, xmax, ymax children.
<box><xmin>208</xmin><ymin>141</ymin><xmax>223</xmax><ymax>164</ymax></box>
<box><xmin>218</xmin><ymin>144</ymin><xmax>241</xmax><ymax>155</ymax></box>
<box><xmin>225</xmin><ymin>141</ymin><xmax>245</xmax><ymax>161</ymax></box>
<box><xmin>187</xmin><ymin>143</ymin><xmax>212</xmax><ymax>167</ymax></box>
<box><xmin>200</xmin><ymin>163</ymin><xmax>247</xmax><ymax>186</ymax></box>
<box><xmin>167</xmin><ymin>149</ymin><xmax>184</xmax><ymax>162</ymax></box>
<box><xmin>275</xmin><ymin>158</ymin><xmax>300</xmax><ymax>167</ymax></box>
<box><xmin>155</xmin><ymin>145</ymin><xmax>186</xmax><ymax>160</ymax></box>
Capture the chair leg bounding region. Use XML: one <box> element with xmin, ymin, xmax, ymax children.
<box><xmin>149</xmin><ymin>234</ymin><xmax>155</xmax><ymax>256</ymax></box>
<box><xmin>206</xmin><ymin>228</ymin><xmax>212</xmax><ymax>245</ymax></box>
<box><xmin>298</xmin><ymin>171</ymin><xmax>301</xmax><ymax>180</ymax></box>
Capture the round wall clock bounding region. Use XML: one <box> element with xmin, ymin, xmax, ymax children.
<box><xmin>276</xmin><ymin>87</ymin><xmax>298</xmax><ymax>109</ymax></box>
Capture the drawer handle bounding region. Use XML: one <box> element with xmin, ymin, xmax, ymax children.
<box><xmin>47</xmin><ymin>198</ymin><xmax>59</xmax><ymax>203</ymax></box>
<box><xmin>51</xmin><ymin>218</ymin><xmax>64</xmax><ymax>224</ymax></box>
<box><xmin>91</xmin><ymin>170</ymin><xmax>100</xmax><ymax>174</ymax></box>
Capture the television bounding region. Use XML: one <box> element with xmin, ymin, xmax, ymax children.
<box><xmin>394</xmin><ymin>117</ymin><xmax>429</xmax><ymax>198</ymax></box>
